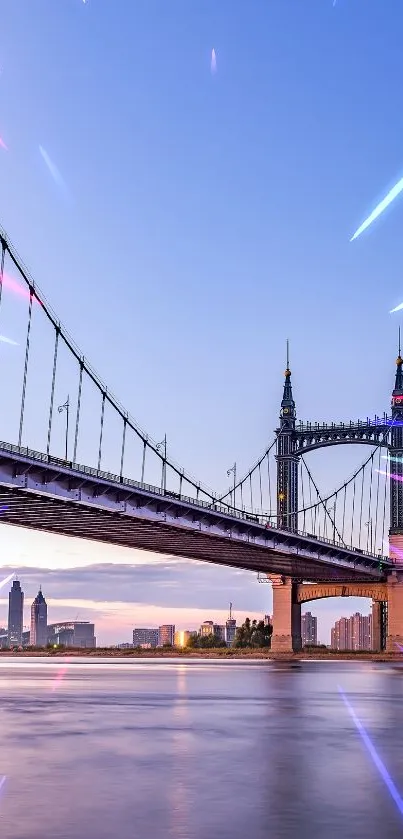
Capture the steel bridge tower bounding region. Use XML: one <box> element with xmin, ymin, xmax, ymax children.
<box><xmin>275</xmin><ymin>343</ymin><xmax>299</xmax><ymax>531</ymax></box>
<box><xmin>270</xmin><ymin>345</ymin><xmax>403</xmax><ymax>654</ymax></box>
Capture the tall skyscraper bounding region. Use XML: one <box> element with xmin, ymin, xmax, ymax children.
<box><xmin>8</xmin><ymin>579</ymin><xmax>24</xmax><ymax>646</ymax></box>
<box><xmin>30</xmin><ymin>588</ymin><xmax>48</xmax><ymax>647</ymax></box>
<box><xmin>226</xmin><ymin>602</ymin><xmax>237</xmax><ymax>646</ymax></box>
<box><xmin>301</xmin><ymin>611</ymin><xmax>318</xmax><ymax>646</ymax></box>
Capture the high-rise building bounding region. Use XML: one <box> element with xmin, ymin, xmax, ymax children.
<box><xmin>132</xmin><ymin>628</ymin><xmax>158</xmax><ymax>648</ymax></box>
<box><xmin>8</xmin><ymin>579</ymin><xmax>24</xmax><ymax>646</ymax></box>
<box><xmin>30</xmin><ymin>588</ymin><xmax>48</xmax><ymax>647</ymax></box>
<box><xmin>330</xmin><ymin>613</ymin><xmax>372</xmax><ymax>651</ymax></box>
<box><xmin>47</xmin><ymin>621</ymin><xmax>96</xmax><ymax>648</ymax></box>
<box><xmin>226</xmin><ymin>602</ymin><xmax>237</xmax><ymax>646</ymax></box>
<box><xmin>158</xmin><ymin>625</ymin><xmax>175</xmax><ymax>646</ymax></box>
<box><xmin>301</xmin><ymin>611</ymin><xmax>317</xmax><ymax>646</ymax></box>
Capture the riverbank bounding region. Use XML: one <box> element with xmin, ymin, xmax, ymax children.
<box><xmin>0</xmin><ymin>648</ymin><xmax>402</xmax><ymax>661</ymax></box>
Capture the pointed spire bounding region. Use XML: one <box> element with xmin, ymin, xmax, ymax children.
<box><xmin>394</xmin><ymin>329</ymin><xmax>403</xmax><ymax>395</ymax></box>
<box><xmin>281</xmin><ymin>338</ymin><xmax>295</xmax><ymax>411</ymax></box>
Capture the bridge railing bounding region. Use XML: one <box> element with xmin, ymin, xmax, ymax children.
<box><xmin>297</xmin><ymin>415</ymin><xmax>391</xmax><ymax>433</ymax></box>
<box><xmin>0</xmin><ymin>439</ymin><xmax>391</xmax><ymax>565</ymax></box>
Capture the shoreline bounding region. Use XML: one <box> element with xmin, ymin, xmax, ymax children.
<box><xmin>0</xmin><ymin>649</ymin><xmax>402</xmax><ymax>662</ymax></box>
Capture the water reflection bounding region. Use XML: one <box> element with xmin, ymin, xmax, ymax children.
<box><xmin>0</xmin><ymin>659</ymin><xmax>402</xmax><ymax>837</ymax></box>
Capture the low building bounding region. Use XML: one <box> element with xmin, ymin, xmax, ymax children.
<box><xmin>48</xmin><ymin>621</ymin><xmax>96</xmax><ymax>648</ymax></box>
<box><xmin>133</xmin><ymin>628</ymin><xmax>158</xmax><ymax>648</ymax></box>
<box><xmin>158</xmin><ymin>625</ymin><xmax>175</xmax><ymax>646</ymax></box>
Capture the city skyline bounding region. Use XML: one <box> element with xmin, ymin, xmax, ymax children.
<box><xmin>0</xmin><ymin>2</ymin><xmax>401</xmax><ymax>641</ymax></box>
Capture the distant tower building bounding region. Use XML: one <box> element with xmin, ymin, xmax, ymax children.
<box><xmin>226</xmin><ymin>602</ymin><xmax>237</xmax><ymax>646</ymax></box>
<box><xmin>8</xmin><ymin>578</ymin><xmax>24</xmax><ymax>646</ymax></box>
<box><xmin>301</xmin><ymin>611</ymin><xmax>317</xmax><ymax>646</ymax></box>
<box><xmin>30</xmin><ymin>588</ymin><xmax>48</xmax><ymax>647</ymax></box>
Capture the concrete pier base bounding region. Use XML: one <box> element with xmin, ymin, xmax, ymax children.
<box><xmin>371</xmin><ymin>601</ymin><xmax>383</xmax><ymax>653</ymax></box>
<box><xmin>268</xmin><ymin>575</ymin><xmax>302</xmax><ymax>653</ymax></box>
<box><xmin>386</xmin><ymin>571</ymin><xmax>403</xmax><ymax>652</ymax></box>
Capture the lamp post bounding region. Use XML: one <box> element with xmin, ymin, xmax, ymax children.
<box><xmin>58</xmin><ymin>396</ymin><xmax>70</xmax><ymax>461</ymax></box>
<box><xmin>227</xmin><ymin>462</ymin><xmax>237</xmax><ymax>509</ymax></box>
<box><xmin>365</xmin><ymin>519</ymin><xmax>373</xmax><ymax>554</ymax></box>
<box><xmin>157</xmin><ymin>435</ymin><xmax>167</xmax><ymax>491</ymax></box>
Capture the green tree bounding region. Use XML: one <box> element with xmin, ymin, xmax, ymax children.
<box><xmin>234</xmin><ymin>618</ymin><xmax>272</xmax><ymax>648</ymax></box>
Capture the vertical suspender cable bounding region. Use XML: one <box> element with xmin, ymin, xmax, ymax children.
<box><xmin>141</xmin><ymin>440</ymin><xmax>146</xmax><ymax>483</ymax></box>
<box><xmin>0</xmin><ymin>239</ymin><xmax>5</xmax><ymax>314</ymax></box>
<box><xmin>249</xmin><ymin>473</ymin><xmax>253</xmax><ymax>511</ymax></box>
<box><xmin>373</xmin><ymin>446</ymin><xmax>382</xmax><ymax>553</ymax></box>
<box><xmin>350</xmin><ymin>477</ymin><xmax>356</xmax><ymax>548</ymax></box>
<box><xmin>179</xmin><ymin>473</ymin><xmax>183</xmax><ymax>496</ymax></box>
<box><xmin>73</xmin><ymin>361</ymin><xmax>84</xmax><ymax>464</ymax></box>
<box><xmin>258</xmin><ymin>463</ymin><xmax>263</xmax><ymax>511</ymax></box>
<box><xmin>240</xmin><ymin>481</ymin><xmax>244</xmax><ymax>510</ymax></box>
<box><xmin>18</xmin><ymin>290</ymin><xmax>33</xmax><ymax>447</ymax></box>
<box><xmin>97</xmin><ymin>391</ymin><xmax>106</xmax><ymax>471</ymax></box>
<box><xmin>366</xmin><ymin>454</ymin><xmax>374</xmax><ymax>552</ymax></box>
<box><xmin>267</xmin><ymin>456</ymin><xmax>272</xmax><ymax>521</ymax></box>
<box><xmin>119</xmin><ymin>418</ymin><xmax>127</xmax><ymax>479</ymax></box>
<box><xmin>342</xmin><ymin>484</ymin><xmax>347</xmax><ymax>542</ymax></box>
<box><xmin>46</xmin><ymin>328</ymin><xmax>59</xmax><ymax>455</ymax></box>
<box><xmin>358</xmin><ymin>467</ymin><xmax>365</xmax><ymax>549</ymax></box>
<box><xmin>301</xmin><ymin>460</ymin><xmax>306</xmax><ymax>532</ymax></box>
<box><xmin>381</xmin><ymin>452</ymin><xmax>389</xmax><ymax>553</ymax></box>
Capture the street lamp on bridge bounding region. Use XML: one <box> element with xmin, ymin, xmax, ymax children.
<box><xmin>58</xmin><ymin>396</ymin><xmax>69</xmax><ymax>461</ymax></box>
<box><xmin>227</xmin><ymin>462</ymin><xmax>237</xmax><ymax>509</ymax></box>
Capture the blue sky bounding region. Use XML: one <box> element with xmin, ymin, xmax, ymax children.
<box><xmin>0</xmin><ymin>0</ymin><xmax>402</xmax><ymax>643</ymax></box>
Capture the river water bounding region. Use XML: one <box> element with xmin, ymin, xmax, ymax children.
<box><xmin>0</xmin><ymin>657</ymin><xmax>403</xmax><ymax>838</ymax></box>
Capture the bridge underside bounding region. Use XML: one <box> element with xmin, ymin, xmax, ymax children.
<box><xmin>0</xmin><ymin>485</ymin><xmax>383</xmax><ymax>582</ymax></box>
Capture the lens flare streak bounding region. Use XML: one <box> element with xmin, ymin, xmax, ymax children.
<box><xmin>390</xmin><ymin>303</ymin><xmax>403</xmax><ymax>314</ymax></box>
<box><xmin>39</xmin><ymin>146</ymin><xmax>68</xmax><ymax>195</ymax></box>
<box><xmin>0</xmin><ymin>573</ymin><xmax>14</xmax><ymax>591</ymax></box>
<box><xmin>350</xmin><ymin>175</ymin><xmax>403</xmax><ymax>241</ymax></box>
<box><xmin>0</xmin><ymin>335</ymin><xmax>18</xmax><ymax>346</ymax></box>
<box><xmin>211</xmin><ymin>48</ymin><xmax>217</xmax><ymax>75</ymax></box>
<box><xmin>0</xmin><ymin>137</ymin><xmax>7</xmax><ymax>151</ymax></box>
<box><xmin>338</xmin><ymin>686</ymin><xmax>403</xmax><ymax>817</ymax></box>
<box><xmin>52</xmin><ymin>657</ymin><xmax>72</xmax><ymax>692</ymax></box>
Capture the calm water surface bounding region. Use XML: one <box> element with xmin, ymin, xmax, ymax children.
<box><xmin>0</xmin><ymin>657</ymin><xmax>403</xmax><ymax>838</ymax></box>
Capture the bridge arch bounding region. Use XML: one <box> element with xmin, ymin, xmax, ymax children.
<box><xmin>297</xmin><ymin>582</ymin><xmax>387</xmax><ymax>604</ymax></box>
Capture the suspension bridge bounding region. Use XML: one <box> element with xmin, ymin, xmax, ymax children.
<box><xmin>0</xmin><ymin>225</ymin><xmax>402</xmax><ymax>653</ymax></box>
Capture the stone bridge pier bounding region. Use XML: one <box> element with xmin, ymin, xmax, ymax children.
<box><xmin>268</xmin><ymin>573</ymin><xmax>403</xmax><ymax>653</ymax></box>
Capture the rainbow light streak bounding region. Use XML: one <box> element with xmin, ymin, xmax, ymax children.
<box><xmin>338</xmin><ymin>686</ymin><xmax>403</xmax><ymax>817</ymax></box>
<box><xmin>211</xmin><ymin>48</ymin><xmax>217</xmax><ymax>75</ymax></box>
<box><xmin>2</xmin><ymin>271</ymin><xmax>39</xmax><ymax>304</ymax></box>
<box><xmin>0</xmin><ymin>776</ymin><xmax>6</xmax><ymax>796</ymax></box>
<box><xmin>382</xmin><ymin>455</ymin><xmax>401</xmax><ymax>464</ymax></box>
<box><xmin>390</xmin><ymin>303</ymin><xmax>403</xmax><ymax>314</ymax></box>
<box><xmin>0</xmin><ymin>137</ymin><xmax>7</xmax><ymax>152</ymax></box>
<box><xmin>383</xmin><ymin>538</ymin><xmax>403</xmax><ymax>563</ymax></box>
<box><xmin>377</xmin><ymin>469</ymin><xmax>403</xmax><ymax>483</ymax></box>
<box><xmin>350</xmin><ymin>174</ymin><xmax>403</xmax><ymax>241</ymax></box>
<box><xmin>395</xmin><ymin>643</ymin><xmax>403</xmax><ymax>652</ymax></box>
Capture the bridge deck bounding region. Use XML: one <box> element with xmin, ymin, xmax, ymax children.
<box><xmin>0</xmin><ymin>441</ymin><xmax>392</xmax><ymax>582</ymax></box>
